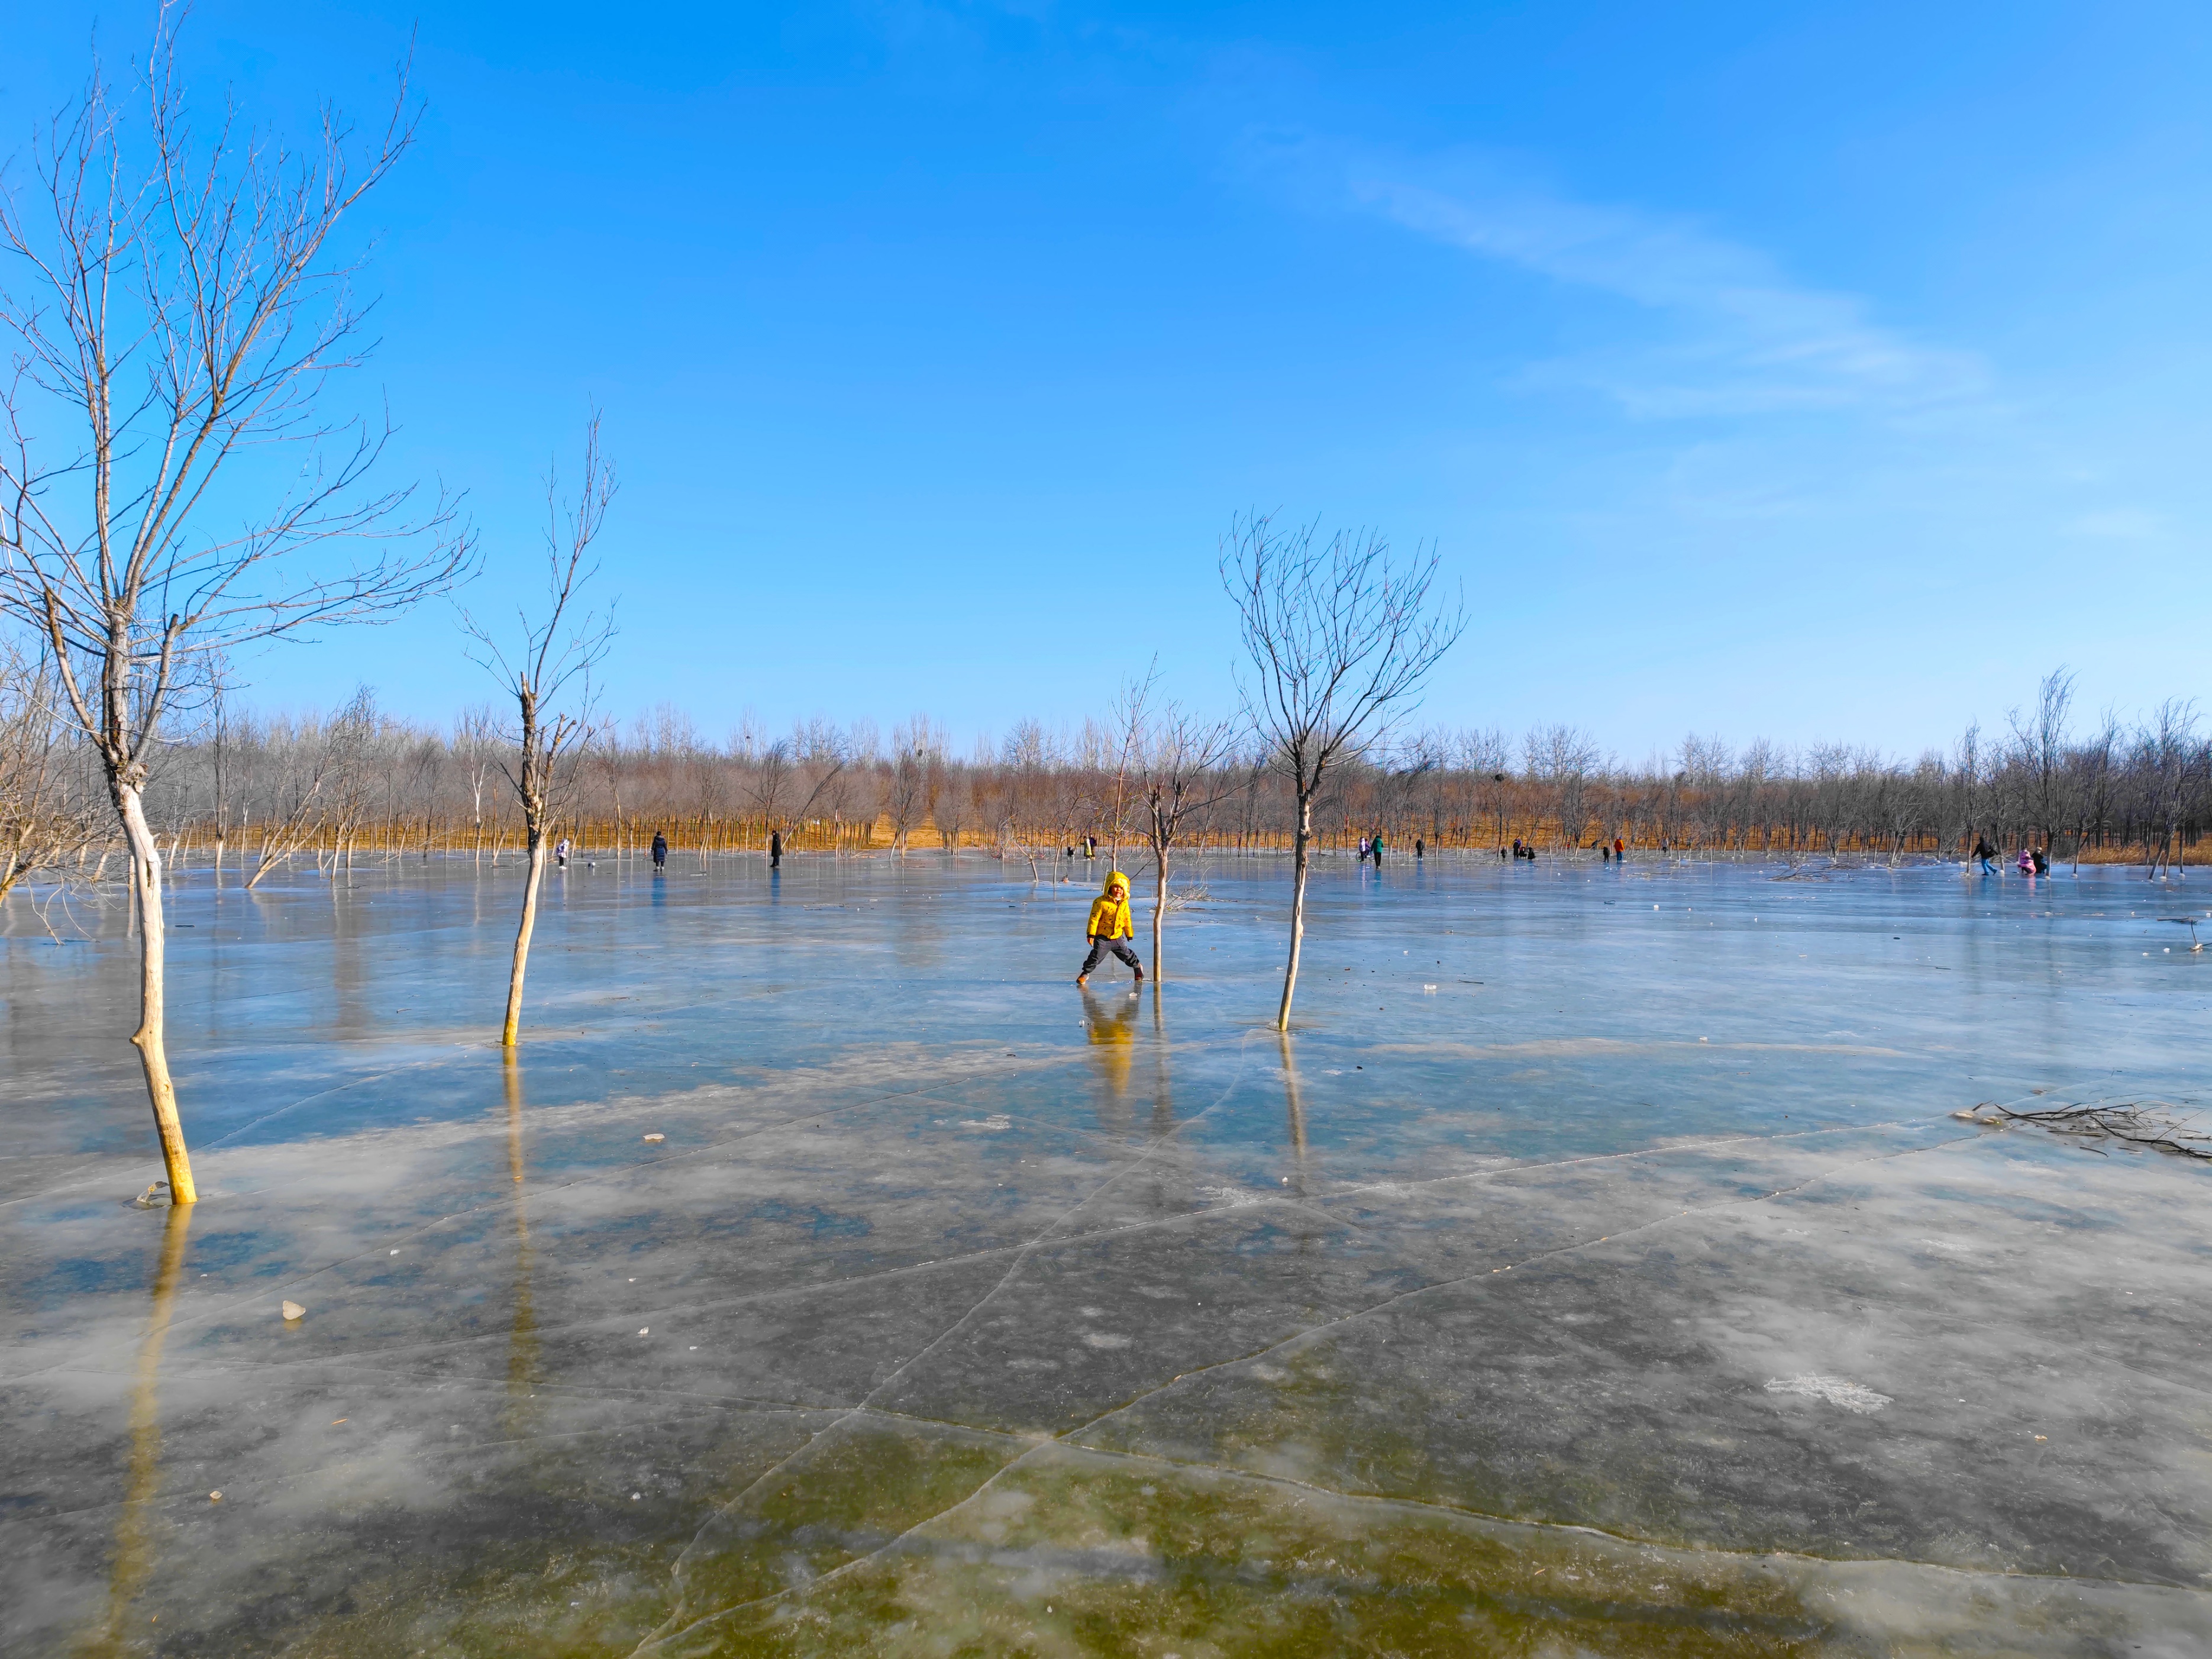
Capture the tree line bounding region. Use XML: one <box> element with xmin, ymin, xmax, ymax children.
<box><xmin>7</xmin><ymin>661</ymin><xmax>2204</xmax><ymax>895</ymax></box>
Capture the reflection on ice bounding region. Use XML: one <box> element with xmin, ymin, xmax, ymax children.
<box><xmin>503</xmin><ymin>1055</ymin><xmax>541</xmax><ymax>1435</ymax></box>
<box><xmin>86</xmin><ymin>1202</ymin><xmax>191</xmax><ymax>1658</ymax></box>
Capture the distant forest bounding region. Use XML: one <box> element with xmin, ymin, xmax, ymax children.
<box><xmin>4</xmin><ymin>660</ymin><xmax>2204</xmax><ymax>895</ymax></box>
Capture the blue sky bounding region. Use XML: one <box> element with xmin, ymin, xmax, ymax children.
<box><xmin>8</xmin><ymin>1</ymin><xmax>2210</xmax><ymax>763</ymax></box>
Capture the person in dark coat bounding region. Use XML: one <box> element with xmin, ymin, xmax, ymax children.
<box><xmin>770</xmin><ymin>829</ymin><xmax>783</xmax><ymax>870</ymax></box>
<box><xmin>651</xmin><ymin>831</ymin><xmax>668</xmax><ymax>870</ymax></box>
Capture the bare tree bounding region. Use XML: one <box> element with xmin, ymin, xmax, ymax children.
<box><xmin>0</xmin><ymin>18</ymin><xmax>469</xmax><ymax>1200</ymax></box>
<box><xmin>1102</xmin><ymin>664</ymin><xmax>1154</xmax><ymax>867</ymax></box>
<box><xmin>2072</xmin><ymin>708</ymin><xmax>2120</xmax><ymax>872</ymax></box>
<box><xmin>1952</xmin><ymin>722</ymin><xmax>1985</xmax><ymax>858</ymax></box>
<box><xmin>1374</xmin><ymin>733</ymin><xmax>1442</xmax><ymax>847</ymax></box>
<box><xmin>243</xmin><ymin>711</ymin><xmax>338</xmax><ymax>888</ymax></box>
<box><xmin>2137</xmin><ymin>699</ymin><xmax>2199</xmax><ymax>881</ymax></box>
<box><xmin>0</xmin><ymin>639</ymin><xmax>105</xmax><ymax>899</ymax></box>
<box><xmin>817</xmin><ymin>750</ymin><xmax>869</xmax><ymax>851</ymax></box>
<box><xmin>886</xmin><ymin>716</ymin><xmax>940</xmax><ymax>852</ymax></box>
<box><xmin>789</xmin><ymin>745</ymin><xmax>847</xmax><ymax>847</ymax></box>
<box><xmin>1138</xmin><ymin>702</ymin><xmax>1242</xmax><ymax>978</ymax></box>
<box><xmin>588</xmin><ymin>727</ymin><xmax>629</xmax><ymax>858</ymax></box>
<box><xmin>201</xmin><ymin>654</ymin><xmax>234</xmax><ymax>880</ymax></box>
<box><xmin>747</xmin><ymin>738</ymin><xmax>793</xmax><ymax>833</ymax></box>
<box><xmin>1222</xmin><ymin>512</ymin><xmax>1464</xmax><ymax>1031</ymax></box>
<box><xmin>463</xmin><ymin>421</ymin><xmax>615</xmax><ymax>1049</ymax></box>
<box><xmin>2008</xmin><ymin>666</ymin><xmax>2076</xmax><ymax>857</ymax></box>
<box><xmin>1457</xmin><ymin>727</ymin><xmax>1510</xmax><ymax>848</ymax></box>
<box><xmin>883</xmin><ymin>744</ymin><xmax>925</xmax><ymax>851</ymax></box>
<box><xmin>1527</xmin><ymin>725</ymin><xmax>1603</xmax><ymax>851</ymax></box>
<box><xmin>748</xmin><ymin>731</ymin><xmax>846</xmax><ymax>853</ymax></box>
<box><xmin>322</xmin><ymin>685</ymin><xmax>382</xmax><ymax>874</ymax></box>
<box><xmin>1875</xmin><ymin>757</ymin><xmax>1935</xmax><ymax>865</ymax></box>
<box><xmin>451</xmin><ymin>703</ymin><xmax>499</xmax><ymax>861</ymax></box>
<box><xmin>928</xmin><ymin>747</ymin><xmax>957</xmax><ymax>851</ymax></box>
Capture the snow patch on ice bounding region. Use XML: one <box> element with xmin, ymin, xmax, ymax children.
<box><xmin>958</xmin><ymin>1115</ymin><xmax>1012</xmax><ymax>1131</ymax></box>
<box><xmin>1764</xmin><ymin>1374</ymin><xmax>1892</xmax><ymax>1413</ymax></box>
<box><xmin>1196</xmin><ymin>1184</ymin><xmax>1264</xmax><ymax>1207</ymax></box>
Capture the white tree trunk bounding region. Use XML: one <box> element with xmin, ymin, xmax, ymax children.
<box><xmin>1151</xmin><ymin>844</ymin><xmax>1168</xmax><ymax>979</ymax></box>
<box><xmin>1275</xmin><ymin>795</ymin><xmax>1313</xmax><ymax>1032</ymax></box>
<box><xmin>502</xmin><ymin>839</ymin><xmax>549</xmax><ymax>1048</ymax></box>
<box><xmin>118</xmin><ymin>783</ymin><xmax>197</xmax><ymax>1202</ymax></box>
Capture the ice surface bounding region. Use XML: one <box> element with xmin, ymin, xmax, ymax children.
<box><xmin>5</xmin><ymin>852</ymin><xmax>2212</xmax><ymax>1654</ymax></box>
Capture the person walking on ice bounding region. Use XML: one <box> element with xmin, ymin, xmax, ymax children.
<box><xmin>1075</xmin><ymin>870</ymin><xmax>1144</xmax><ymax>988</ymax></box>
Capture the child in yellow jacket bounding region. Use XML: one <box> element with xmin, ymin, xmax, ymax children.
<box><xmin>1076</xmin><ymin>870</ymin><xmax>1144</xmax><ymax>987</ymax></box>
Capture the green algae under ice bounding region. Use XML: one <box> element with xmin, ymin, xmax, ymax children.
<box><xmin>5</xmin><ymin>853</ymin><xmax>2211</xmax><ymax>1654</ymax></box>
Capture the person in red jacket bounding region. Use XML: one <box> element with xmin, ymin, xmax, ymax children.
<box><xmin>1075</xmin><ymin>870</ymin><xmax>1143</xmax><ymax>987</ymax></box>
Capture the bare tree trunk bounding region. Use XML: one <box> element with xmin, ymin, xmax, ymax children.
<box><xmin>1151</xmin><ymin>844</ymin><xmax>1168</xmax><ymax>978</ymax></box>
<box><xmin>117</xmin><ymin>782</ymin><xmax>196</xmax><ymax>1202</ymax></box>
<box><xmin>502</xmin><ymin>837</ymin><xmax>548</xmax><ymax>1048</ymax></box>
<box><xmin>1276</xmin><ymin>793</ymin><xmax>1312</xmax><ymax>1031</ymax></box>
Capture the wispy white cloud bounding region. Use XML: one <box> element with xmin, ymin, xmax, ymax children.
<box><xmin>1251</xmin><ymin>135</ymin><xmax>1988</xmax><ymax>421</ymax></box>
<box><xmin>2063</xmin><ymin>507</ymin><xmax>2167</xmax><ymax>540</ymax></box>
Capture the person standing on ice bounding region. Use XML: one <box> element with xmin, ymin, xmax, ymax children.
<box><xmin>1075</xmin><ymin>870</ymin><xmax>1144</xmax><ymax>988</ymax></box>
<box><xmin>651</xmin><ymin>831</ymin><xmax>668</xmax><ymax>870</ymax></box>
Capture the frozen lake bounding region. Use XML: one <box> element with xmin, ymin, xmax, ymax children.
<box><xmin>5</xmin><ymin>851</ymin><xmax>2211</xmax><ymax>1654</ymax></box>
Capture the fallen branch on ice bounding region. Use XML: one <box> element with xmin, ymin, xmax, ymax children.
<box><xmin>1960</xmin><ymin>1098</ymin><xmax>2212</xmax><ymax>1161</ymax></box>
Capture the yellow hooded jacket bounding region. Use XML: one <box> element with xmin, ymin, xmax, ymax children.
<box><xmin>1086</xmin><ymin>872</ymin><xmax>1134</xmax><ymax>940</ymax></box>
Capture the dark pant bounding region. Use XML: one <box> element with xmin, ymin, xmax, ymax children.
<box><xmin>1080</xmin><ymin>935</ymin><xmax>1142</xmax><ymax>977</ymax></box>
